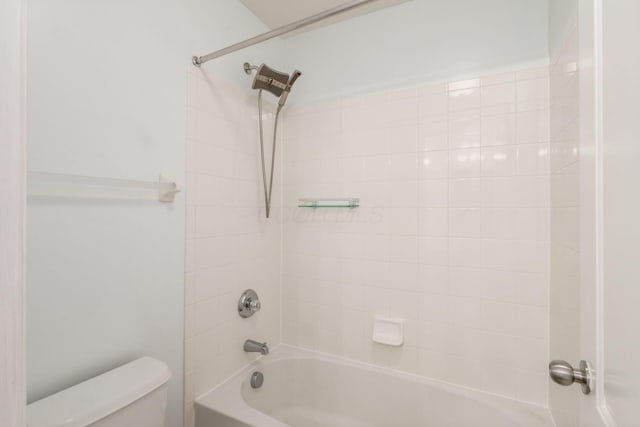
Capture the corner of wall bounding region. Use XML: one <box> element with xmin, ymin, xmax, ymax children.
<box><xmin>0</xmin><ymin>0</ymin><xmax>27</xmax><ymax>425</ymax></box>
<box><xmin>548</xmin><ymin>3</ymin><xmax>581</xmax><ymax>425</ymax></box>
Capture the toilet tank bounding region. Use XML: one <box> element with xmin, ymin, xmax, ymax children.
<box><xmin>27</xmin><ymin>357</ymin><xmax>171</xmax><ymax>427</ymax></box>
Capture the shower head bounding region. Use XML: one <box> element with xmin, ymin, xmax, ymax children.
<box><xmin>278</xmin><ymin>69</ymin><xmax>302</xmax><ymax>108</ymax></box>
<box><xmin>246</xmin><ymin>63</ymin><xmax>302</xmax><ymax>219</ymax></box>
<box><xmin>287</xmin><ymin>70</ymin><xmax>302</xmax><ymax>87</ymax></box>
<box><xmin>251</xmin><ymin>63</ymin><xmax>289</xmax><ymax>98</ymax></box>
<box><xmin>246</xmin><ymin>63</ymin><xmax>302</xmax><ymax>107</ymax></box>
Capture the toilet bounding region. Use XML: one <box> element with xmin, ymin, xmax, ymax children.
<box><xmin>27</xmin><ymin>357</ymin><xmax>171</xmax><ymax>427</ymax></box>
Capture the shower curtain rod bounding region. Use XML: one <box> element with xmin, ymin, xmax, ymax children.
<box><xmin>192</xmin><ymin>0</ymin><xmax>380</xmax><ymax>67</ymax></box>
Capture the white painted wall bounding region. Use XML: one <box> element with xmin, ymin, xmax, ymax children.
<box><xmin>282</xmin><ymin>0</ymin><xmax>549</xmax><ymax>104</ymax></box>
<box><xmin>0</xmin><ymin>0</ymin><xmax>26</xmax><ymax>425</ymax></box>
<box><xmin>548</xmin><ymin>0</ymin><xmax>578</xmax><ymax>58</ymax></box>
<box><xmin>26</xmin><ymin>1</ymin><xmax>282</xmax><ymax>426</ymax></box>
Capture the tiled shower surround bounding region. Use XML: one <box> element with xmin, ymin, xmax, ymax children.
<box><xmin>184</xmin><ymin>66</ymin><xmax>282</xmax><ymax>426</ymax></box>
<box><xmin>282</xmin><ymin>67</ymin><xmax>550</xmax><ymax>405</ymax></box>
<box><xmin>184</xmin><ymin>65</ymin><xmax>551</xmax><ymax>424</ymax></box>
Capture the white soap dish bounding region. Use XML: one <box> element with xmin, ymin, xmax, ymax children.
<box><xmin>372</xmin><ymin>316</ymin><xmax>404</xmax><ymax>346</ymax></box>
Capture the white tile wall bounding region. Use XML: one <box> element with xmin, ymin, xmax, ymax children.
<box><xmin>184</xmin><ymin>66</ymin><xmax>282</xmax><ymax>427</ymax></box>
<box><xmin>549</xmin><ymin>14</ymin><xmax>581</xmax><ymax>427</ymax></box>
<box><xmin>282</xmin><ymin>66</ymin><xmax>550</xmax><ymax>405</ymax></box>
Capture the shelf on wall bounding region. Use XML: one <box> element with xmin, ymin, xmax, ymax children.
<box><xmin>297</xmin><ymin>198</ymin><xmax>359</xmax><ymax>209</ymax></box>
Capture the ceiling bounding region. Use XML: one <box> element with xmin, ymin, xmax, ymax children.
<box><xmin>239</xmin><ymin>0</ymin><xmax>410</xmax><ymax>37</ymax></box>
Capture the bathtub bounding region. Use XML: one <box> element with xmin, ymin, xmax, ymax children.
<box><xmin>195</xmin><ymin>345</ymin><xmax>554</xmax><ymax>427</ymax></box>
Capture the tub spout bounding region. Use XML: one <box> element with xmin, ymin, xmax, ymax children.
<box><xmin>244</xmin><ymin>339</ymin><xmax>269</xmax><ymax>355</ymax></box>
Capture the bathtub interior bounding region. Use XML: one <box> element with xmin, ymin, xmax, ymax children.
<box><xmin>196</xmin><ymin>347</ymin><xmax>553</xmax><ymax>427</ymax></box>
<box><xmin>241</xmin><ymin>358</ymin><xmax>551</xmax><ymax>427</ymax></box>
<box><xmin>195</xmin><ymin>405</ymin><xmax>251</xmax><ymax>427</ymax></box>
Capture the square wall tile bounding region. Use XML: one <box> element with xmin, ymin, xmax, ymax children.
<box><xmin>420</xmin><ymin>151</ymin><xmax>449</xmax><ymax>179</ymax></box>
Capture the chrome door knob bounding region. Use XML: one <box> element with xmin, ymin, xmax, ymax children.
<box><xmin>549</xmin><ymin>360</ymin><xmax>593</xmax><ymax>395</ymax></box>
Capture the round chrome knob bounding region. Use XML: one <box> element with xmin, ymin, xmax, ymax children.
<box><xmin>238</xmin><ymin>289</ymin><xmax>261</xmax><ymax>318</ymax></box>
<box><xmin>549</xmin><ymin>360</ymin><xmax>593</xmax><ymax>394</ymax></box>
<box><xmin>549</xmin><ymin>360</ymin><xmax>575</xmax><ymax>386</ymax></box>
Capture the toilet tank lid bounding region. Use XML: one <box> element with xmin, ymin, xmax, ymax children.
<box><xmin>27</xmin><ymin>356</ymin><xmax>171</xmax><ymax>427</ymax></box>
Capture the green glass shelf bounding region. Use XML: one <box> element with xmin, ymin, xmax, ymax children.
<box><xmin>298</xmin><ymin>205</ymin><xmax>359</xmax><ymax>208</ymax></box>
<box><xmin>297</xmin><ymin>198</ymin><xmax>359</xmax><ymax>209</ymax></box>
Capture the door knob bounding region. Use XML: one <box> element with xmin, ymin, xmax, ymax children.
<box><xmin>549</xmin><ymin>360</ymin><xmax>593</xmax><ymax>395</ymax></box>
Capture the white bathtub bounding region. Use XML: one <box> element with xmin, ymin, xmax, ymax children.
<box><xmin>195</xmin><ymin>346</ymin><xmax>554</xmax><ymax>427</ymax></box>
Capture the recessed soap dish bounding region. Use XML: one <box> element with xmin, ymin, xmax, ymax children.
<box><xmin>372</xmin><ymin>316</ymin><xmax>404</xmax><ymax>346</ymax></box>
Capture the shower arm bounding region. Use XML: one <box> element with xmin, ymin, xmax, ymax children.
<box><xmin>192</xmin><ymin>0</ymin><xmax>381</xmax><ymax>67</ymax></box>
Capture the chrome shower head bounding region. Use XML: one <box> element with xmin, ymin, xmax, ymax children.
<box><xmin>251</xmin><ymin>63</ymin><xmax>289</xmax><ymax>98</ymax></box>
<box><xmin>288</xmin><ymin>70</ymin><xmax>302</xmax><ymax>87</ymax></box>
<box><xmin>278</xmin><ymin>69</ymin><xmax>302</xmax><ymax>108</ymax></box>
<box><xmin>246</xmin><ymin>62</ymin><xmax>302</xmax><ymax>219</ymax></box>
<box><xmin>245</xmin><ymin>63</ymin><xmax>302</xmax><ymax>106</ymax></box>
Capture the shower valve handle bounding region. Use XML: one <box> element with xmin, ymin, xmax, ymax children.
<box><xmin>249</xmin><ymin>299</ymin><xmax>261</xmax><ymax>311</ymax></box>
<box><xmin>238</xmin><ymin>289</ymin><xmax>261</xmax><ymax>318</ymax></box>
